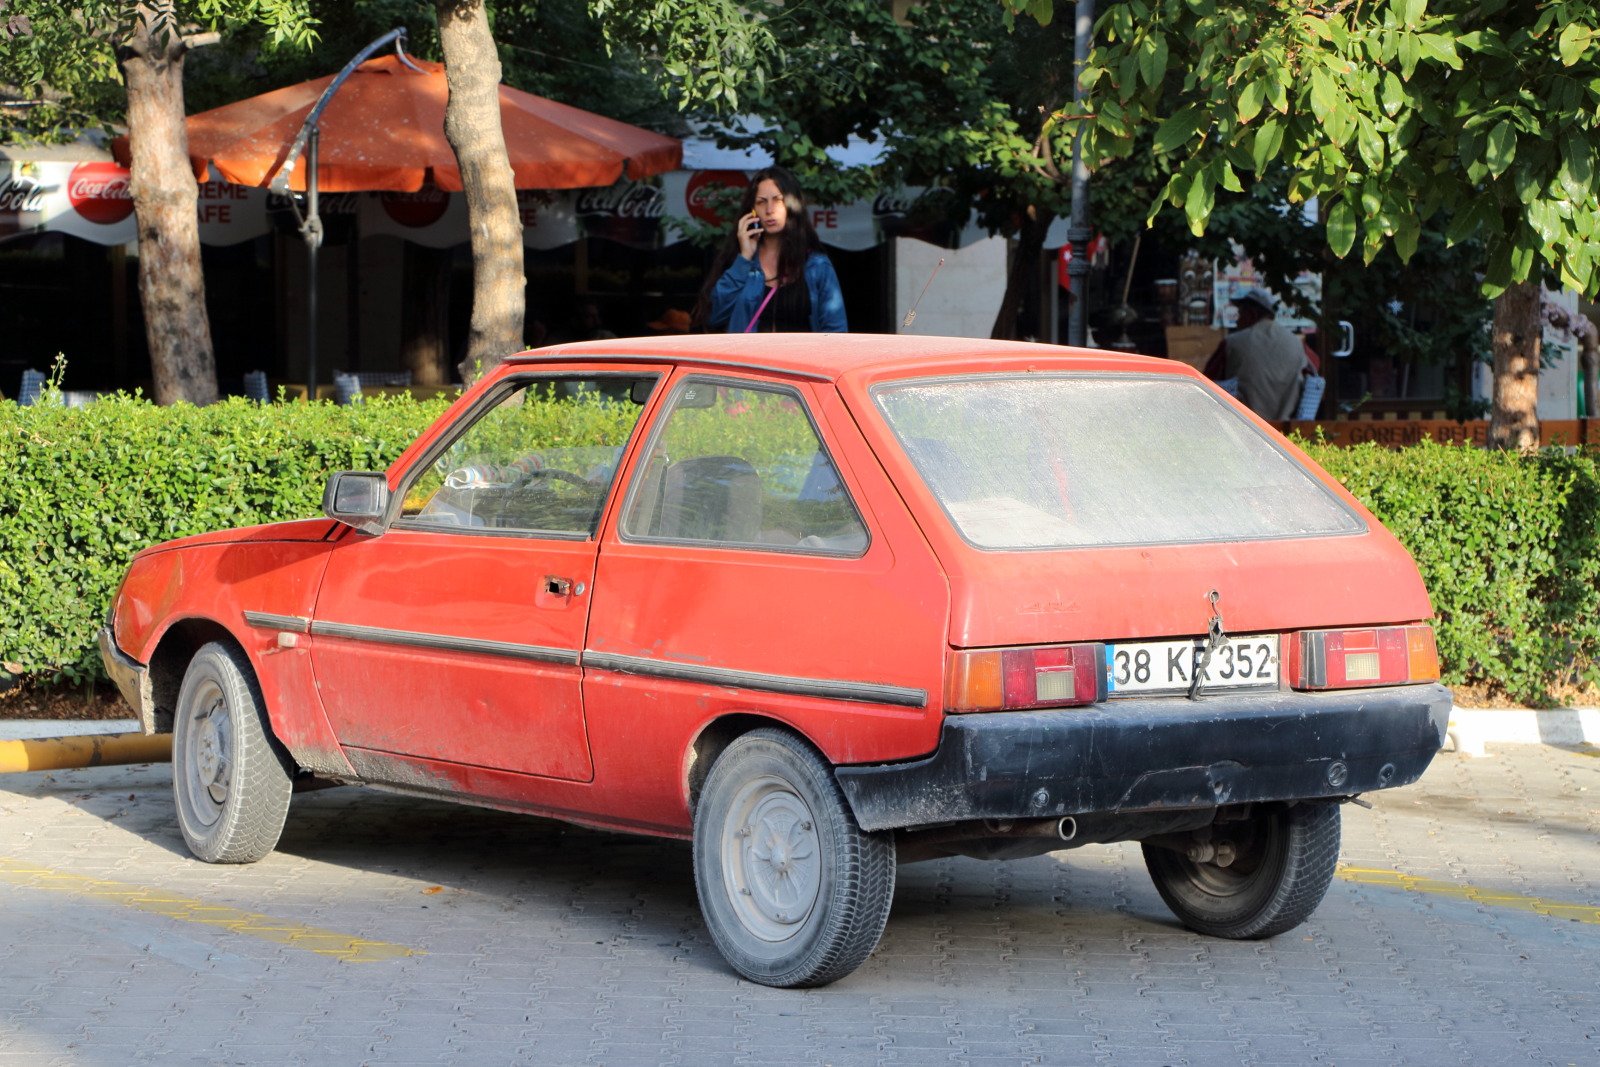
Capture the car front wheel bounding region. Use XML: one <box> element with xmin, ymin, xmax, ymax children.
<box><xmin>693</xmin><ymin>728</ymin><xmax>896</xmax><ymax>988</ymax></box>
<box><xmin>172</xmin><ymin>641</ymin><xmax>294</xmax><ymax>864</ymax></box>
<box><xmin>1142</xmin><ymin>801</ymin><xmax>1340</xmax><ymax>939</ymax></box>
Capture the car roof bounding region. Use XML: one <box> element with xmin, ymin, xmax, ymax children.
<box><xmin>509</xmin><ymin>334</ymin><xmax>1185</xmax><ymax>383</ymax></box>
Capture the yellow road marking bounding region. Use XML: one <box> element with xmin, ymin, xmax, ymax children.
<box><xmin>1339</xmin><ymin>866</ymin><xmax>1600</xmax><ymax>925</ymax></box>
<box><xmin>0</xmin><ymin>857</ymin><xmax>421</xmax><ymax>961</ymax></box>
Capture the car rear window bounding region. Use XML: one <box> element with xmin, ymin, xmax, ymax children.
<box><xmin>872</xmin><ymin>373</ymin><xmax>1364</xmax><ymax>549</ymax></box>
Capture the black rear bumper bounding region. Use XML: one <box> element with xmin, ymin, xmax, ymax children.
<box><xmin>835</xmin><ymin>682</ymin><xmax>1452</xmax><ymax>832</ymax></box>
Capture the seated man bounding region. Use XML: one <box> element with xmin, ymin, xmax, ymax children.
<box><xmin>1204</xmin><ymin>287</ymin><xmax>1315</xmax><ymax>419</ymax></box>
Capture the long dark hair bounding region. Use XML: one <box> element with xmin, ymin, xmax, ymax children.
<box><xmin>691</xmin><ymin>166</ymin><xmax>822</xmax><ymax>331</ymax></box>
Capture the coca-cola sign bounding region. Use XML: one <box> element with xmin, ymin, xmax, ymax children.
<box><xmin>67</xmin><ymin>162</ymin><xmax>134</xmax><ymax>226</ymax></box>
<box><xmin>871</xmin><ymin>190</ymin><xmax>917</xmax><ymax>220</ymax></box>
<box><xmin>574</xmin><ymin>184</ymin><xmax>664</xmax><ymax>221</ymax></box>
<box><xmin>381</xmin><ymin>186</ymin><xmax>449</xmax><ymax>228</ymax></box>
<box><xmin>684</xmin><ymin>170</ymin><xmax>748</xmax><ymax>227</ymax></box>
<box><xmin>0</xmin><ymin>173</ymin><xmax>47</xmax><ymax>215</ymax></box>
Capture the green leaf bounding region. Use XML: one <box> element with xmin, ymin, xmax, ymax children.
<box><xmin>1381</xmin><ymin>69</ymin><xmax>1406</xmax><ymax>116</ymax></box>
<box><xmin>1238</xmin><ymin>78</ymin><xmax>1265</xmax><ymax>125</ymax></box>
<box><xmin>1310</xmin><ymin>66</ymin><xmax>1337</xmax><ymax>117</ymax></box>
<box><xmin>1185</xmin><ymin>170</ymin><xmax>1215</xmax><ymax>234</ymax></box>
<box><xmin>1485</xmin><ymin>121</ymin><xmax>1517</xmax><ymax>178</ymax></box>
<box><xmin>1418</xmin><ymin>33</ymin><xmax>1461</xmax><ymax>68</ymax></box>
<box><xmin>1251</xmin><ymin>116</ymin><xmax>1284</xmax><ymax>172</ymax></box>
<box><xmin>1394</xmin><ymin>211</ymin><xmax>1421</xmax><ymax>262</ymax></box>
<box><xmin>1398</xmin><ymin>33</ymin><xmax>1421</xmax><ymax>79</ymax></box>
<box><xmin>1139</xmin><ymin>32</ymin><xmax>1170</xmax><ymax>88</ymax></box>
<box><xmin>1153</xmin><ymin>105</ymin><xmax>1207</xmax><ymax>154</ymax></box>
<box><xmin>1559</xmin><ymin>22</ymin><xmax>1590</xmax><ymax>66</ymax></box>
<box><xmin>1214</xmin><ymin>156</ymin><xmax>1244</xmax><ymax>193</ymax></box>
<box><xmin>1447</xmin><ymin>199</ymin><xmax>1487</xmax><ymax>244</ymax></box>
<box><xmin>1356</xmin><ymin>117</ymin><xmax>1385</xmax><ymax>170</ymax></box>
<box><xmin>1528</xmin><ymin>197</ymin><xmax>1560</xmax><ymax>244</ymax></box>
<box><xmin>1560</xmin><ymin>132</ymin><xmax>1595</xmax><ymax>199</ymax></box>
<box><xmin>1327</xmin><ymin>198</ymin><xmax>1358</xmax><ymax>257</ymax></box>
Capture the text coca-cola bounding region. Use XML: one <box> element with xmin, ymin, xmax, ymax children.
<box><xmin>67</xmin><ymin>162</ymin><xmax>134</xmax><ymax>226</ymax></box>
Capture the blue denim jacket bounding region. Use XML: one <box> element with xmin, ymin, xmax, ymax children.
<box><xmin>707</xmin><ymin>252</ymin><xmax>848</xmax><ymax>333</ymax></box>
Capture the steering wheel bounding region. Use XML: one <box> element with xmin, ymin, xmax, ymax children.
<box><xmin>512</xmin><ymin>468</ymin><xmax>590</xmax><ymax>490</ymax></box>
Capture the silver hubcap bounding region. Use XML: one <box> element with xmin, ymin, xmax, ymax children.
<box><xmin>721</xmin><ymin>775</ymin><xmax>821</xmax><ymax>942</ymax></box>
<box><xmin>184</xmin><ymin>683</ymin><xmax>232</xmax><ymax>826</ymax></box>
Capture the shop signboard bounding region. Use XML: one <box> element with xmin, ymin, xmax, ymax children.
<box><xmin>1</xmin><ymin>160</ymin><xmax>998</xmax><ymax>254</ymax></box>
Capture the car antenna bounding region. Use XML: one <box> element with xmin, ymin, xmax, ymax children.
<box><xmin>901</xmin><ymin>258</ymin><xmax>946</xmax><ymax>332</ymax></box>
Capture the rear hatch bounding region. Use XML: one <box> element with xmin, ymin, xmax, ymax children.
<box><xmin>861</xmin><ymin>369</ymin><xmax>1433</xmax><ymax>697</ymax></box>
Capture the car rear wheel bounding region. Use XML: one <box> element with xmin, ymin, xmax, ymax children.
<box><xmin>172</xmin><ymin>642</ymin><xmax>293</xmax><ymax>864</ymax></box>
<box><xmin>693</xmin><ymin>728</ymin><xmax>896</xmax><ymax>988</ymax></box>
<box><xmin>1142</xmin><ymin>801</ymin><xmax>1340</xmax><ymax>939</ymax></box>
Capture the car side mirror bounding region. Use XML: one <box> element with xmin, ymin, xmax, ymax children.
<box><xmin>322</xmin><ymin>471</ymin><xmax>391</xmax><ymax>536</ymax></box>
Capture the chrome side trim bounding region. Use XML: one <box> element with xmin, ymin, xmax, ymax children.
<box><xmin>242</xmin><ymin>611</ymin><xmax>311</xmax><ymax>633</ymax></box>
<box><xmin>581</xmin><ymin>651</ymin><xmax>928</xmax><ymax>709</ymax></box>
<box><xmin>309</xmin><ymin>620</ymin><xmax>581</xmax><ymax>666</ymax></box>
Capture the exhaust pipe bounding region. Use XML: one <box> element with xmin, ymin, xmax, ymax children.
<box><xmin>981</xmin><ymin>816</ymin><xmax>1078</xmax><ymax>841</ymax></box>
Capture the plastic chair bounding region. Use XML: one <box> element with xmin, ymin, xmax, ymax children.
<box><xmin>18</xmin><ymin>369</ymin><xmax>46</xmax><ymax>406</ymax></box>
<box><xmin>340</xmin><ymin>370</ymin><xmax>412</xmax><ymax>388</ymax></box>
<box><xmin>333</xmin><ymin>373</ymin><xmax>363</xmax><ymax>406</ymax></box>
<box><xmin>1295</xmin><ymin>375</ymin><xmax>1326</xmax><ymax>420</ymax></box>
<box><xmin>242</xmin><ymin>370</ymin><xmax>270</xmax><ymax>403</ymax></box>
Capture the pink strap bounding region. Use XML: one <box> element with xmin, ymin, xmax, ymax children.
<box><xmin>743</xmin><ymin>284</ymin><xmax>780</xmax><ymax>333</ymax></box>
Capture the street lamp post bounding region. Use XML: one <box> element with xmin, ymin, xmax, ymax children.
<box><xmin>1066</xmin><ymin>0</ymin><xmax>1095</xmax><ymax>348</ymax></box>
<box><xmin>268</xmin><ymin>28</ymin><xmax>421</xmax><ymax>398</ymax></box>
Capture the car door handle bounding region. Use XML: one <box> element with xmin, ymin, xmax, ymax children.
<box><xmin>545</xmin><ymin>576</ymin><xmax>573</xmax><ymax>596</ymax></box>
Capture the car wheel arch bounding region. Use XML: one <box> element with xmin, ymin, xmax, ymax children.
<box><xmin>686</xmin><ymin>713</ymin><xmax>831</xmax><ymax>816</ymax></box>
<box><xmin>145</xmin><ymin>618</ymin><xmax>248</xmax><ymax>734</ymax></box>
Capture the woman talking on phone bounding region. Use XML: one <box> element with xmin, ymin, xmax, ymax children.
<box><xmin>693</xmin><ymin>166</ymin><xmax>848</xmax><ymax>333</ymax></box>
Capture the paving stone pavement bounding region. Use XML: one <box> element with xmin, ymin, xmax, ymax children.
<box><xmin>0</xmin><ymin>741</ymin><xmax>1596</xmax><ymax>1066</ymax></box>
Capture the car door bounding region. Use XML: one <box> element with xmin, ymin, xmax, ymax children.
<box><xmin>578</xmin><ymin>371</ymin><xmax>950</xmax><ymax>826</ymax></box>
<box><xmin>310</xmin><ymin>368</ymin><xmax>660</xmax><ymax>783</ymax></box>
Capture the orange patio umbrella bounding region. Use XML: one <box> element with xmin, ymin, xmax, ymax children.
<box><xmin>117</xmin><ymin>53</ymin><xmax>681</xmax><ymax>192</ymax></box>
<box><xmin>114</xmin><ymin>32</ymin><xmax>681</xmax><ymax>395</ymax></box>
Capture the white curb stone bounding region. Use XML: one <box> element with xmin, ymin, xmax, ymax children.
<box><xmin>1446</xmin><ymin>706</ymin><xmax>1600</xmax><ymax>757</ymax></box>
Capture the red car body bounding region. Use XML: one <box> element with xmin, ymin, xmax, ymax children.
<box><xmin>101</xmin><ymin>336</ymin><xmax>1449</xmax><ymax>987</ymax></box>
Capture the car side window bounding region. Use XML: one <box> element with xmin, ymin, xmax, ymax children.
<box><xmin>397</xmin><ymin>376</ymin><xmax>654</xmax><ymax>537</ymax></box>
<box><xmin>621</xmin><ymin>379</ymin><xmax>868</xmax><ymax>554</ymax></box>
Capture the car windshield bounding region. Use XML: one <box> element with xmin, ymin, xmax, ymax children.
<box><xmin>872</xmin><ymin>373</ymin><xmax>1364</xmax><ymax>549</ymax></box>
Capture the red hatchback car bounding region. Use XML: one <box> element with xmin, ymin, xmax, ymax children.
<box><xmin>100</xmin><ymin>335</ymin><xmax>1449</xmax><ymax>987</ymax></box>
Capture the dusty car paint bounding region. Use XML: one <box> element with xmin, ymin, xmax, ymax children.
<box><xmin>102</xmin><ymin>335</ymin><xmax>1449</xmax><ymax>985</ymax></box>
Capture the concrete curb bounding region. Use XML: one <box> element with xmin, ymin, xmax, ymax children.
<box><xmin>0</xmin><ymin>731</ymin><xmax>171</xmax><ymax>773</ymax></box>
<box><xmin>1446</xmin><ymin>706</ymin><xmax>1600</xmax><ymax>757</ymax></box>
<box><xmin>0</xmin><ymin>719</ymin><xmax>140</xmax><ymax>741</ymax></box>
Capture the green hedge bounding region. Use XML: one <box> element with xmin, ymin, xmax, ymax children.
<box><xmin>0</xmin><ymin>393</ymin><xmax>447</xmax><ymax>684</ymax></box>
<box><xmin>1304</xmin><ymin>439</ymin><xmax>1600</xmax><ymax>706</ymax></box>
<box><xmin>5</xmin><ymin>393</ymin><xmax>1599</xmax><ymax>706</ymax></box>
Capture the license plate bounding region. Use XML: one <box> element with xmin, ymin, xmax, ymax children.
<box><xmin>1105</xmin><ymin>635</ymin><xmax>1280</xmax><ymax>696</ymax></box>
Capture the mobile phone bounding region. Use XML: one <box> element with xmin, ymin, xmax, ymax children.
<box><xmin>745</xmin><ymin>218</ymin><xmax>763</xmax><ymax>235</ymax></box>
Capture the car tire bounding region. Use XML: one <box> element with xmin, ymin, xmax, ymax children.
<box><xmin>1141</xmin><ymin>801</ymin><xmax>1340</xmax><ymax>939</ymax></box>
<box><xmin>172</xmin><ymin>641</ymin><xmax>294</xmax><ymax>864</ymax></box>
<box><xmin>693</xmin><ymin>727</ymin><xmax>896</xmax><ymax>988</ymax></box>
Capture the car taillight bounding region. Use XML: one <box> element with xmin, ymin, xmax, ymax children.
<box><xmin>945</xmin><ymin>644</ymin><xmax>1106</xmax><ymax>713</ymax></box>
<box><xmin>1289</xmin><ymin>625</ymin><xmax>1439</xmax><ymax>689</ymax></box>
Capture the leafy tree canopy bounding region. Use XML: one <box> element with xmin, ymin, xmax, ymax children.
<box><xmin>0</xmin><ymin>0</ymin><xmax>316</xmax><ymax>141</ymax></box>
<box><xmin>1053</xmin><ymin>0</ymin><xmax>1600</xmax><ymax>298</ymax></box>
<box><xmin>0</xmin><ymin>0</ymin><xmax>677</xmax><ymax>142</ymax></box>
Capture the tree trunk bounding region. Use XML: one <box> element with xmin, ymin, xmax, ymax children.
<box><xmin>1488</xmin><ymin>280</ymin><xmax>1542</xmax><ymax>451</ymax></box>
<box><xmin>436</xmin><ymin>0</ymin><xmax>525</xmax><ymax>383</ymax></box>
<box><xmin>118</xmin><ymin>4</ymin><xmax>217</xmax><ymax>406</ymax></box>
<box><xmin>990</xmin><ymin>206</ymin><xmax>1054</xmax><ymax>341</ymax></box>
